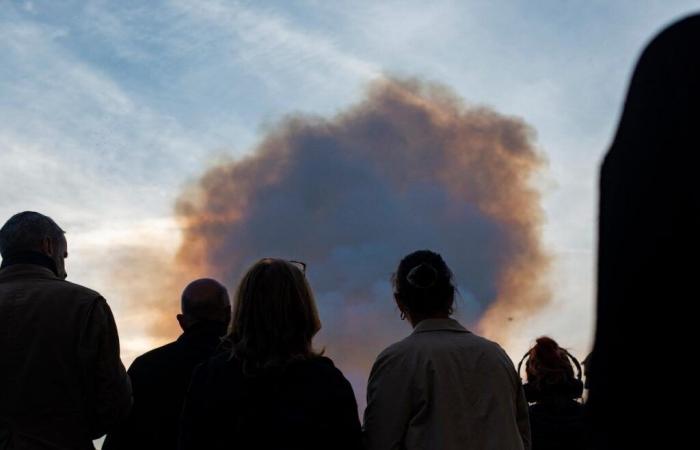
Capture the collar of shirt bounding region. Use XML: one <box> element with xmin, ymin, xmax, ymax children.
<box><xmin>411</xmin><ymin>317</ymin><xmax>471</xmax><ymax>334</ymax></box>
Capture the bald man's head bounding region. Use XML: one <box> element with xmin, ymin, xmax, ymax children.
<box><xmin>177</xmin><ymin>278</ymin><xmax>230</xmax><ymax>330</ymax></box>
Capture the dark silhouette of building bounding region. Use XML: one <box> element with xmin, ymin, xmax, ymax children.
<box><xmin>590</xmin><ymin>14</ymin><xmax>700</xmax><ymax>449</ymax></box>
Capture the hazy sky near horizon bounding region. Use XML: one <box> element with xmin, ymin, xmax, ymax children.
<box><xmin>2</xmin><ymin>0</ymin><xmax>698</xmax><ymax>366</ymax></box>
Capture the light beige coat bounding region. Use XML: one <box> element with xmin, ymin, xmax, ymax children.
<box><xmin>364</xmin><ymin>318</ymin><xmax>531</xmax><ymax>450</ymax></box>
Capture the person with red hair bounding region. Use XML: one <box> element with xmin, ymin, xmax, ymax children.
<box><xmin>520</xmin><ymin>337</ymin><xmax>586</xmax><ymax>450</ymax></box>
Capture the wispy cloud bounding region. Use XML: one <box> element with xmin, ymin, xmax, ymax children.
<box><xmin>3</xmin><ymin>0</ymin><xmax>700</xmax><ymax>370</ymax></box>
<box><xmin>0</xmin><ymin>10</ymin><xmax>215</xmax><ymax>358</ymax></box>
<box><xmin>170</xmin><ymin>0</ymin><xmax>380</xmax><ymax>86</ymax></box>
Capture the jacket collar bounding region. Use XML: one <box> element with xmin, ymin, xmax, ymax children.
<box><xmin>177</xmin><ymin>320</ymin><xmax>228</xmax><ymax>344</ymax></box>
<box><xmin>0</xmin><ymin>251</ymin><xmax>59</xmax><ymax>277</ymax></box>
<box><xmin>0</xmin><ymin>262</ymin><xmax>59</xmax><ymax>282</ymax></box>
<box><xmin>412</xmin><ymin>317</ymin><xmax>471</xmax><ymax>334</ymax></box>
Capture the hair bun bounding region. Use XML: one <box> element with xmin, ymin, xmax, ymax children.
<box><xmin>406</xmin><ymin>263</ymin><xmax>438</xmax><ymax>289</ymax></box>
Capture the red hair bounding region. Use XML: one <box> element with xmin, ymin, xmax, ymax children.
<box><xmin>525</xmin><ymin>336</ymin><xmax>575</xmax><ymax>388</ymax></box>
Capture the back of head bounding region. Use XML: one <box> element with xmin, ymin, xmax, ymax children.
<box><xmin>0</xmin><ymin>211</ymin><xmax>64</xmax><ymax>258</ymax></box>
<box><xmin>393</xmin><ymin>250</ymin><xmax>455</xmax><ymax>317</ymax></box>
<box><xmin>521</xmin><ymin>336</ymin><xmax>582</xmax><ymax>404</ymax></box>
<box><xmin>227</xmin><ymin>258</ymin><xmax>321</xmax><ymax>371</ymax></box>
<box><xmin>526</xmin><ymin>337</ymin><xmax>576</xmax><ymax>389</ymax></box>
<box><xmin>181</xmin><ymin>278</ymin><xmax>230</xmax><ymax>324</ymax></box>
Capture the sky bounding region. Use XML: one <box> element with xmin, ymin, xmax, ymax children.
<box><xmin>2</xmin><ymin>0</ymin><xmax>699</xmax><ymax>402</ymax></box>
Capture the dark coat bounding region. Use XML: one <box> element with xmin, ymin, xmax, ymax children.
<box><xmin>179</xmin><ymin>354</ymin><xmax>363</xmax><ymax>450</ymax></box>
<box><xmin>529</xmin><ymin>400</ymin><xmax>585</xmax><ymax>450</ymax></box>
<box><xmin>103</xmin><ymin>321</ymin><xmax>227</xmax><ymax>450</ymax></box>
<box><xmin>0</xmin><ymin>260</ymin><xmax>131</xmax><ymax>450</ymax></box>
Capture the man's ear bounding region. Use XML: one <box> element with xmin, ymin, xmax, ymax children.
<box><xmin>176</xmin><ymin>314</ymin><xmax>187</xmax><ymax>332</ymax></box>
<box><xmin>41</xmin><ymin>236</ymin><xmax>53</xmax><ymax>256</ymax></box>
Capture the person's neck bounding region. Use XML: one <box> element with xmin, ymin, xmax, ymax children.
<box><xmin>183</xmin><ymin>319</ymin><xmax>227</xmax><ymax>335</ymax></box>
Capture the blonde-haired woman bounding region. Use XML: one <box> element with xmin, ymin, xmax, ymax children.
<box><xmin>179</xmin><ymin>259</ymin><xmax>362</xmax><ymax>450</ymax></box>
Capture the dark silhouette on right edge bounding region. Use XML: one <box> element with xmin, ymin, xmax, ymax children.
<box><xmin>591</xmin><ymin>14</ymin><xmax>700</xmax><ymax>449</ymax></box>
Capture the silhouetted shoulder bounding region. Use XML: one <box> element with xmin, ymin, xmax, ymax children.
<box><xmin>373</xmin><ymin>328</ymin><xmax>517</xmax><ymax>385</ymax></box>
<box><xmin>129</xmin><ymin>340</ymin><xmax>181</xmax><ymax>371</ymax></box>
<box><xmin>303</xmin><ymin>356</ymin><xmax>356</xmax><ymax>389</ymax></box>
<box><xmin>385</xmin><ymin>326</ymin><xmax>505</xmax><ymax>357</ymax></box>
<box><xmin>303</xmin><ymin>355</ymin><xmax>344</xmax><ymax>374</ymax></box>
<box><xmin>55</xmin><ymin>279</ymin><xmax>103</xmax><ymax>303</ymax></box>
<box><xmin>193</xmin><ymin>353</ymin><xmax>351</xmax><ymax>395</ymax></box>
<box><xmin>3</xmin><ymin>266</ymin><xmax>105</xmax><ymax>305</ymax></box>
<box><xmin>374</xmin><ymin>337</ymin><xmax>414</xmax><ymax>363</ymax></box>
<box><xmin>475</xmin><ymin>335</ymin><xmax>516</xmax><ymax>363</ymax></box>
<box><xmin>199</xmin><ymin>353</ymin><xmax>343</xmax><ymax>376</ymax></box>
<box><xmin>196</xmin><ymin>350</ymin><xmax>234</xmax><ymax>372</ymax></box>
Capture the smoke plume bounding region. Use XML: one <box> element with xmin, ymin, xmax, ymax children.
<box><xmin>164</xmin><ymin>77</ymin><xmax>549</xmax><ymax>401</ymax></box>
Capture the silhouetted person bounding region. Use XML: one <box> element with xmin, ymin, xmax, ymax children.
<box><xmin>103</xmin><ymin>278</ymin><xmax>230</xmax><ymax>450</ymax></box>
<box><xmin>363</xmin><ymin>250</ymin><xmax>531</xmax><ymax>450</ymax></box>
<box><xmin>590</xmin><ymin>14</ymin><xmax>700</xmax><ymax>449</ymax></box>
<box><xmin>179</xmin><ymin>259</ymin><xmax>362</xmax><ymax>450</ymax></box>
<box><xmin>519</xmin><ymin>337</ymin><xmax>585</xmax><ymax>450</ymax></box>
<box><xmin>0</xmin><ymin>211</ymin><xmax>131</xmax><ymax>449</ymax></box>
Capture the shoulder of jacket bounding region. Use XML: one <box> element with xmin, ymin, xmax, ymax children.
<box><xmin>130</xmin><ymin>340</ymin><xmax>180</xmax><ymax>368</ymax></box>
<box><xmin>374</xmin><ymin>336</ymin><xmax>417</xmax><ymax>365</ymax></box>
<box><xmin>54</xmin><ymin>279</ymin><xmax>104</xmax><ymax>302</ymax></box>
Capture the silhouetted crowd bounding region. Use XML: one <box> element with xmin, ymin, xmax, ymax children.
<box><xmin>2</xmin><ymin>13</ymin><xmax>699</xmax><ymax>450</ymax></box>
<box><xmin>0</xmin><ymin>211</ymin><xmax>587</xmax><ymax>450</ymax></box>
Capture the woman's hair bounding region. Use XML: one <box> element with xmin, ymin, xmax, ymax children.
<box><xmin>392</xmin><ymin>250</ymin><xmax>455</xmax><ymax>317</ymax></box>
<box><xmin>226</xmin><ymin>258</ymin><xmax>322</xmax><ymax>372</ymax></box>
<box><xmin>525</xmin><ymin>336</ymin><xmax>576</xmax><ymax>389</ymax></box>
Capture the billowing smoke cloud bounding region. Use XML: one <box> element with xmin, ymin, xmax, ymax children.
<box><xmin>168</xmin><ymin>78</ymin><xmax>548</xmax><ymax>402</ymax></box>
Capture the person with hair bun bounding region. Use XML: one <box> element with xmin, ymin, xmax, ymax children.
<box><xmin>521</xmin><ymin>337</ymin><xmax>586</xmax><ymax>450</ymax></box>
<box><xmin>363</xmin><ymin>249</ymin><xmax>531</xmax><ymax>450</ymax></box>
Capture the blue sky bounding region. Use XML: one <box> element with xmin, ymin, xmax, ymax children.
<box><xmin>2</xmin><ymin>0</ymin><xmax>698</xmax><ymax>366</ymax></box>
